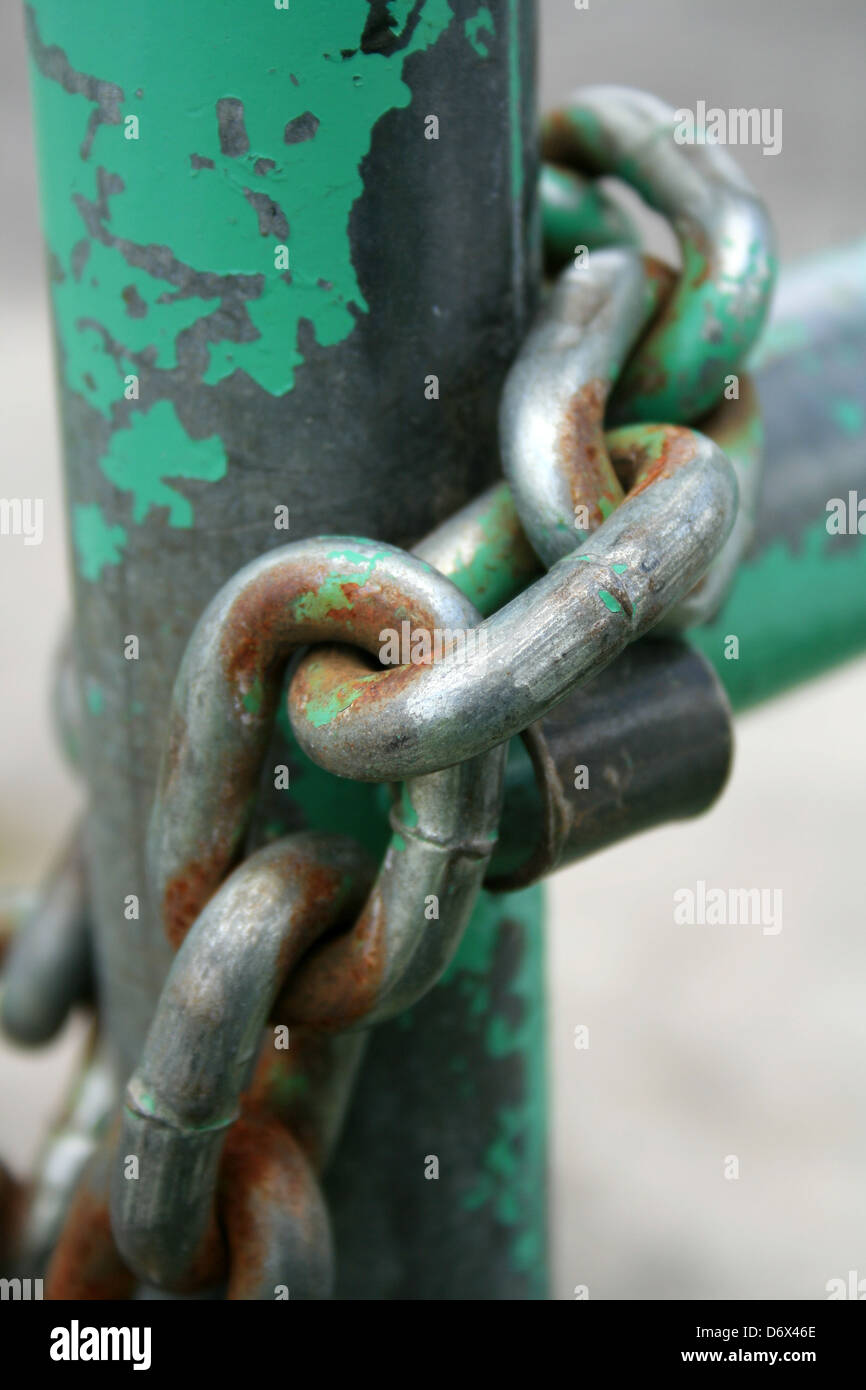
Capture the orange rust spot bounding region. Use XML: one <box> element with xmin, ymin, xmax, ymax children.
<box><xmin>219</xmin><ymin>561</ymin><xmax>444</xmax><ymax>697</ymax></box>
<box><xmin>217</xmin><ymin>1108</ymin><xmax>327</xmax><ymax>1300</ymax></box>
<box><xmin>642</xmin><ymin>254</ymin><xmax>678</xmax><ymax>304</ymax></box>
<box><xmin>46</xmin><ymin>1153</ymin><xmax>136</xmax><ymax>1301</ymax></box>
<box><xmin>611</xmin><ymin>426</ymin><xmax>699</xmax><ymax>497</ymax></box>
<box><xmin>290</xmin><ymin>641</ymin><xmax>428</xmax><ymax>727</ymax></box>
<box><xmin>557</xmin><ymin>378</ymin><xmax>624</xmax><ymax>528</ymax></box>
<box><xmin>274</xmin><ymin>888</ymin><xmax>388</xmax><ymax>1032</ymax></box>
<box><xmin>218</xmin><ymin>563</ymin><xmax>317</xmax><ymax>693</ymax></box>
<box><xmin>163</xmin><ymin>849</ymin><xmax>227</xmax><ymax>950</ymax></box>
<box><xmin>271</xmin><ymin>856</ymin><xmax>352</xmax><ymax>981</ymax></box>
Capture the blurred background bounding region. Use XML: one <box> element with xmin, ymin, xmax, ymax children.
<box><xmin>1</xmin><ymin>0</ymin><xmax>864</xmax><ymax>1299</ymax></box>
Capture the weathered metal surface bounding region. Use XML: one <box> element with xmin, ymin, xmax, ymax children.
<box><xmin>540</xmin><ymin>162</ymin><xmax>637</xmax><ymax>268</ymax></box>
<box><xmin>17</xmin><ymin>1035</ymin><xmax>116</xmax><ymax>1273</ymax></box>
<box><xmin>148</xmin><ymin>539</ymin><xmax>505</xmax><ymax>973</ymax></box>
<box><xmin>114</xmin><ymin>834</ymin><xmax>369</xmax><ymax>1294</ymax></box>
<box><xmin>689</xmin><ymin>240</ymin><xmax>866</xmax><ymax>705</ymax></box>
<box><xmin>491</xmin><ymin>637</ymin><xmax>733</xmax><ymax>886</ymax></box>
<box><xmin>657</xmin><ymin>375</ymin><xmax>763</xmax><ymax>632</ymax></box>
<box><xmin>499</xmin><ymin>247</ymin><xmax>762</xmax><ymax>632</ymax></box>
<box><xmin>289</xmin><ymin>429</ymin><xmax>737</xmax><ymax>779</ymax></box>
<box><xmin>501</xmin><ymin>247</ymin><xmax>659</xmax><ymax>559</ymax></box>
<box><xmin>411</xmin><ymin>469</ymin><xmax>734</xmax><ymax>888</ymax></box>
<box><xmin>17</xmin><ymin>0</ymin><xmax>860</xmax><ymax>1302</ymax></box>
<box><xmin>324</xmin><ymin>881</ymin><xmax>547</xmax><ymax>1300</ymax></box>
<box><xmin>45</xmin><ymin>1127</ymin><xmax>136</xmax><ymax>1300</ymax></box>
<box><xmin>1</xmin><ymin>827</ymin><xmax>91</xmax><ymax>1045</ymax></box>
<box><xmin>23</xmin><ymin>0</ymin><xmax>544</xmax><ymax>1299</ymax></box>
<box><xmin>542</xmin><ymin>85</ymin><xmax>776</xmax><ymax>423</ymax></box>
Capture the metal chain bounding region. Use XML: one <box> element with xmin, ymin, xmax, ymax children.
<box><xmin>15</xmin><ymin>85</ymin><xmax>774</xmax><ymax>1299</ymax></box>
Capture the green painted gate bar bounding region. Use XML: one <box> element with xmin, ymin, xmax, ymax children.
<box><xmin>25</xmin><ymin>0</ymin><xmax>545</xmax><ymax>1298</ymax></box>
<box><xmin>689</xmin><ymin>240</ymin><xmax>866</xmax><ymax>708</ymax></box>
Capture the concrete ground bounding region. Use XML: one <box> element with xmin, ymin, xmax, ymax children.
<box><xmin>1</xmin><ymin>0</ymin><xmax>864</xmax><ymax>1298</ymax></box>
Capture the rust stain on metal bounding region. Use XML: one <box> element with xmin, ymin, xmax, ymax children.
<box><xmin>217</xmin><ymin>1107</ymin><xmax>326</xmax><ymax>1300</ymax></box>
<box><xmin>251</xmin><ymin>1045</ymin><xmax>342</xmax><ymax>1171</ymax></box>
<box><xmin>611</xmin><ymin>425</ymin><xmax>699</xmax><ymax>496</ymax></box>
<box><xmin>163</xmin><ymin>847</ymin><xmax>229</xmax><ymax>951</ymax></box>
<box><xmin>273</xmin><ymin>886</ymin><xmax>389</xmax><ymax>1031</ymax></box>
<box><xmin>46</xmin><ymin>1165</ymin><xmax>136</xmax><ymax>1300</ymax></box>
<box><xmin>290</xmin><ymin>642</ymin><xmax>430</xmax><ymax>733</ymax></box>
<box><xmin>557</xmin><ymin>377</ymin><xmax>624</xmax><ymax>526</ymax></box>
<box><xmin>218</xmin><ymin>562</ymin><xmax>443</xmax><ymax>697</ymax></box>
<box><xmin>642</xmin><ymin>255</ymin><xmax>678</xmax><ymax>302</ymax></box>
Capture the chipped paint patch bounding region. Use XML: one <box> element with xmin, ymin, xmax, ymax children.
<box><xmin>465</xmin><ymin>7</ymin><xmax>494</xmax><ymax>58</ymax></box>
<box><xmin>598</xmin><ymin>587</ymin><xmax>622</xmax><ymax>613</ymax></box>
<box><xmin>72</xmin><ymin>502</ymin><xmax>127</xmax><ymax>579</ymax></box>
<box><xmin>99</xmin><ymin>401</ymin><xmax>226</xmax><ymax>526</ymax></box>
<box><xmin>441</xmin><ymin>886</ymin><xmax>547</xmax><ymax>1290</ymax></box>
<box><xmin>26</xmin><ymin>0</ymin><xmax>458</xmax><ymax>576</ymax></box>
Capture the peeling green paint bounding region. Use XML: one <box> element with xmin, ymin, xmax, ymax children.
<box><xmin>543</xmin><ymin>97</ymin><xmax>775</xmax><ymax>423</ymax></box>
<box><xmin>614</xmin><ymin>235</ymin><xmax>777</xmax><ymax>423</ymax></box>
<box><xmin>598</xmin><ymin>587</ymin><xmax>622</xmax><ymax>613</ymax></box>
<box><xmin>324</xmin><ymin>547</ymin><xmax>396</xmax><ymax>578</ymax></box>
<box><xmin>30</xmin><ymin>0</ymin><xmax>547</xmax><ymax>1296</ymax></box>
<box><xmin>27</xmin><ymin>0</ymin><xmax>458</xmax><ymax>576</ymax></box>
<box><xmin>441</xmin><ymin>885</ymin><xmax>546</xmax><ymax>1290</ymax></box>
<box><xmin>73</xmin><ymin>502</ymin><xmax>127</xmax><ymax>580</ymax></box>
<box><xmin>294</xmin><ymin>547</ymin><xmax>404</xmax><ymax>624</ymax></box>
<box><xmin>465</xmin><ymin>6</ymin><xmax>494</xmax><ymax>58</ymax></box>
<box><xmin>100</xmin><ymin>401</ymin><xmax>226</xmax><ymax>526</ymax></box>
<box><xmin>302</xmin><ymin>664</ymin><xmax>380</xmax><ymax>729</ymax></box>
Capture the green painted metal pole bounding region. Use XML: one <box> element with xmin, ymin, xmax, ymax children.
<box><xmin>24</xmin><ymin>0</ymin><xmax>546</xmax><ymax>1298</ymax></box>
